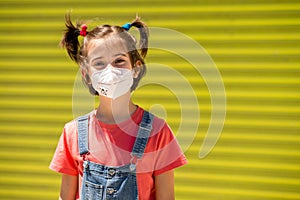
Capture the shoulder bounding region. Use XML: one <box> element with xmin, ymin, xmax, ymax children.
<box><xmin>142</xmin><ymin>110</ymin><xmax>173</xmax><ymax>139</ymax></box>
<box><xmin>151</xmin><ymin>115</ymin><xmax>169</xmax><ymax>134</ymax></box>
<box><xmin>64</xmin><ymin>110</ymin><xmax>95</xmax><ymax>133</ymax></box>
<box><xmin>61</xmin><ymin>113</ymin><xmax>91</xmax><ymax>142</ymax></box>
<box><xmin>139</xmin><ymin>108</ymin><xmax>166</xmax><ymax>133</ymax></box>
<box><xmin>63</xmin><ymin>118</ymin><xmax>77</xmax><ymax>136</ymax></box>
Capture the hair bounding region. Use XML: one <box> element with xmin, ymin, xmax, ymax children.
<box><xmin>60</xmin><ymin>13</ymin><xmax>149</xmax><ymax>95</ymax></box>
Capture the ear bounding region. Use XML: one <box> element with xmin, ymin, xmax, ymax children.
<box><xmin>133</xmin><ymin>60</ymin><xmax>142</xmax><ymax>78</ymax></box>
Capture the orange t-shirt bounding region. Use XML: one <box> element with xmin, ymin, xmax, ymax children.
<box><xmin>49</xmin><ymin>106</ymin><xmax>187</xmax><ymax>200</ymax></box>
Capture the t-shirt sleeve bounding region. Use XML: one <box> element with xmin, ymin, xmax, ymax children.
<box><xmin>49</xmin><ymin>122</ymin><xmax>79</xmax><ymax>176</ymax></box>
<box><xmin>152</xmin><ymin>121</ymin><xmax>188</xmax><ymax>176</ymax></box>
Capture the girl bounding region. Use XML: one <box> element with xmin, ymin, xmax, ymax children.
<box><xmin>50</xmin><ymin>13</ymin><xmax>187</xmax><ymax>200</ymax></box>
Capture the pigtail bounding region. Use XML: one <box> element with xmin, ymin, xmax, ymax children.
<box><xmin>60</xmin><ymin>13</ymin><xmax>81</xmax><ymax>63</ymax></box>
<box><xmin>131</xmin><ymin>16</ymin><xmax>149</xmax><ymax>58</ymax></box>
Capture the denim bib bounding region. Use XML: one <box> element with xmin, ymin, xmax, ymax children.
<box><xmin>77</xmin><ymin>111</ymin><xmax>154</xmax><ymax>200</ymax></box>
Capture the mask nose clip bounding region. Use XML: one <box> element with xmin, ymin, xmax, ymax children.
<box><xmin>103</xmin><ymin>63</ymin><xmax>123</xmax><ymax>75</ymax></box>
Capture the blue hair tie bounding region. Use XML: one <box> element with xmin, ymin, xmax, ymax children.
<box><xmin>122</xmin><ymin>23</ymin><xmax>132</xmax><ymax>31</ymax></box>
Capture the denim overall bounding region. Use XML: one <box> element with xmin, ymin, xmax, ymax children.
<box><xmin>77</xmin><ymin>111</ymin><xmax>154</xmax><ymax>200</ymax></box>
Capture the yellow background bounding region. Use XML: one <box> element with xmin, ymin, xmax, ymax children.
<box><xmin>0</xmin><ymin>0</ymin><xmax>299</xmax><ymax>199</ymax></box>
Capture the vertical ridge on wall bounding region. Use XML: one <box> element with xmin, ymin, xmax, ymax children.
<box><xmin>0</xmin><ymin>0</ymin><xmax>299</xmax><ymax>199</ymax></box>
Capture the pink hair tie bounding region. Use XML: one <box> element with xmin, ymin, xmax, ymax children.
<box><xmin>80</xmin><ymin>24</ymin><xmax>88</xmax><ymax>36</ymax></box>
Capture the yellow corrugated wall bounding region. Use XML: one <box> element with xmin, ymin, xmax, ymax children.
<box><xmin>0</xmin><ymin>0</ymin><xmax>299</xmax><ymax>199</ymax></box>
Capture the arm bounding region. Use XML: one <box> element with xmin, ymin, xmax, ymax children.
<box><xmin>155</xmin><ymin>170</ymin><xmax>175</xmax><ymax>200</ymax></box>
<box><xmin>59</xmin><ymin>174</ymin><xmax>78</xmax><ymax>200</ymax></box>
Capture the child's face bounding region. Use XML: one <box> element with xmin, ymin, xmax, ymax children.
<box><xmin>87</xmin><ymin>37</ymin><xmax>132</xmax><ymax>75</ymax></box>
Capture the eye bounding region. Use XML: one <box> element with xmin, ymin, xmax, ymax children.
<box><xmin>95</xmin><ymin>61</ymin><xmax>105</xmax><ymax>66</ymax></box>
<box><xmin>92</xmin><ymin>60</ymin><xmax>106</xmax><ymax>70</ymax></box>
<box><xmin>114</xmin><ymin>59</ymin><xmax>126</xmax><ymax>65</ymax></box>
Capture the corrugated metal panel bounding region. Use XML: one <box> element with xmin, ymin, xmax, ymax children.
<box><xmin>0</xmin><ymin>0</ymin><xmax>299</xmax><ymax>199</ymax></box>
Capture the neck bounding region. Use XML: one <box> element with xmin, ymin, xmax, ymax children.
<box><xmin>96</xmin><ymin>92</ymin><xmax>137</xmax><ymax>124</ymax></box>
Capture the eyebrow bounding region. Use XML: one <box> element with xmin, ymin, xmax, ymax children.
<box><xmin>113</xmin><ymin>53</ymin><xmax>127</xmax><ymax>57</ymax></box>
<box><xmin>90</xmin><ymin>53</ymin><xmax>127</xmax><ymax>62</ymax></box>
<box><xmin>90</xmin><ymin>56</ymin><xmax>104</xmax><ymax>62</ymax></box>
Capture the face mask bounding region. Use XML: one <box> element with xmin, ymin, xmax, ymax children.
<box><xmin>91</xmin><ymin>64</ymin><xmax>133</xmax><ymax>99</ymax></box>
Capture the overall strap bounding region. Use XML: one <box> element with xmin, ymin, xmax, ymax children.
<box><xmin>131</xmin><ymin>111</ymin><xmax>154</xmax><ymax>159</ymax></box>
<box><xmin>77</xmin><ymin>114</ymin><xmax>90</xmax><ymax>156</ymax></box>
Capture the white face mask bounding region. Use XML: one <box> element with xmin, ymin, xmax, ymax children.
<box><xmin>91</xmin><ymin>64</ymin><xmax>133</xmax><ymax>99</ymax></box>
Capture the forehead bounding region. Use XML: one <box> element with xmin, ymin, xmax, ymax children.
<box><xmin>87</xmin><ymin>36</ymin><xmax>129</xmax><ymax>60</ymax></box>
